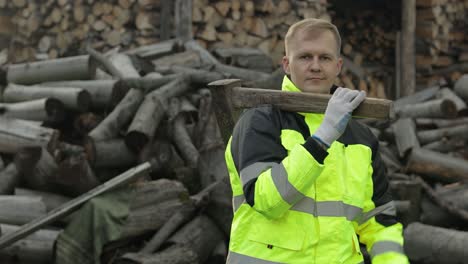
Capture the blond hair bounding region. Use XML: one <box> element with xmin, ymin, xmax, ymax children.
<box><xmin>284</xmin><ymin>18</ymin><xmax>341</xmax><ymax>56</ymax></box>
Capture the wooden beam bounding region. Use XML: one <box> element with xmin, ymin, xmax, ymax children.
<box><xmin>401</xmin><ymin>0</ymin><xmax>416</xmax><ymax>96</ymax></box>
<box><xmin>175</xmin><ymin>0</ymin><xmax>192</xmax><ymax>41</ymax></box>
<box><xmin>0</xmin><ymin>162</ymin><xmax>151</xmax><ymax>249</ymax></box>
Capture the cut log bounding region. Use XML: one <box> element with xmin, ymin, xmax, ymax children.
<box><xmin>168</xmin><ymin>98</ymin><xmax>199</xmax><ymax>168</ymax></box>
<box><xmin>0</xmin><ymin>224</ymin><xmax>59</xmax><ymax>264</ymax></box>
<box><xmin>243</xmin><ymin>67</ymin><xmax>284</xmax><ymax>90</ymax></box>
<box><xmin>415</xmin><ymin>117</ymin><xmax>468</xmax><ymax>128</ymax></box>
<box><xmin>422</xmin><ymin>137</ymin><xmax>465</xmax><ymax>153</ymax></box>
<box><xmin>3</xmin><ymin>84</ymin><xmax>91</xmax><ymax>112</ymax></box>
<box><xmin>166</xmin><ymin>214</ymin><xmax>224</xmax><ymax>263</ymax></box>
<box><xmin>0</xmin><ymin>98</ymin><xmax>65</xmax><ymax>123</ymax></box>
<box><xmin>0</xmin><ymin>196</ymin><xmax>46</xmax><ymax>225</ymax></box>
<box><xmin>15</xmin><ymin>188</ymin><xmax>71</xmax><ymax>212</ymax></box>
<box><xmin>6</xmin><ymin>55</ymin><xmax>97</xmax><ymax>85</ymax></box>
<box><xmin>389</xmin><ymin>180</ymin><xmax>421</xmax><ymax>225</ymax></box>
<box><xmin>393</xmin><ymin>85</ymin><xmax>439</xmax><ymax>108</ymax></box>
<box><xmin>41</xmin><ymin>80</ymin><xmax>119</xmax><ymax>109</ymax></box>
<box><xmin>395</xmin><ymin>98</ymin><xmax>457</xmax><ymax>118</ymax></box>
<box><xmin>126</xmin><ymin>39</ymin><xmax>180</xmax><ymax>59</ymax></box>
<box><xmin>85</xmin><ymin>138</ymin><xmax>137</xmax><ymax>169</ymax></box>
<box><xmin>213</xmin><ymin>63</ymin><xmax>269</xmax><ymax>81</ymax></box>
<box><xmin>0</xmin><ymin>164</ymin><xmax>18</xmax><ymax>195</ymax></box>
<box><xmin>56</xmin><ymin>152</ymin><xmax>100</xmax><ymax>196</ymax></box>
<box><xmin>14</xmin><ymin>147</ymin><xmax>58</xmax><ymax>192</ymax></box>
<box><xmin>0</xmin><ymin>118</ymin><xmax>59</xmax><ymax>154</ymax></box>
<box><xmin>126</xmin><ymin>77</ymin><xmax>192</xmax><ymax>152</ymax></box>
<box><xmin>114</xmin><ymin>245</ymin><xmax>198</xmax><ymax>264</ymax></box>
<box><xmin>392</xmin><ymin>118</ymin><xmax>420</xmax><ymax>157</ymax></box>
<box><xmin>454</xmin><ymin>74</ymin><xmax>468</xmax><ymax>100</ymax></box>
<box><xmin>436</xmin><ymin>88</ymin><xmax>467</xmax><ymax>114</ymax></box>
<box><xmin>0</xmin><ymin>162</ymin><xmax>151</xmax><ymax>249</ymax></box>
<box><xmin>406</xmin><ymin>148</ymin><xmax>468</xmax><ymax>182</ymax></box>
<box><xmin>417</xmin><ymin>124</ymin><xmax>468</xmax><ymax>145</ymax></box>
<box><xmin>151</xmin><ymin>50</ymin><xmax>203</xmax><ymax>68</ymax></box>
<box><xmin>404</xmin><ymin>222</ymin><xmax>468</xmax><ymax>264</ymax></box>
<box><xmin>88</xmin><ymin>53</ymin><xmax>143</xmax><ymax>141</ymax></box>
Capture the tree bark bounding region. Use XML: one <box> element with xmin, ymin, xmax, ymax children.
<box><xmin>454</xmin><ymin>74</ymin><xmax>468</xmax><ymax>100</ymax></box>
<box><xmin>0</xmin><ymin>163</ymin><xmax>18</xmax><ymax>195</ymax></box>
<box><xmin>0</xmin><ymin>162</ymin><xmax>151</xmax><ymax>249</ymax></box>
<box><xmin>392</xmin><ymin>118</ymin><xmax>419</xmax><ymax>157</ymax></box>
<box><xmin>395</xmin><ymin>98</ymin><xmax>457</xmax><ymax>118</ymax></box>
<box><xmin>114</xmin><ymin>245</ymin><xmax>198</xmax><ymax>264</ymax></box>
<box><xmin>0</xmin><ymin>224</ymin><xmax>59</xmax><ymax>264</ymax></box>
<box><xmin>6</xmin><ymin>55</ymin><xmax>96</xmax><ymax>85</ymax></box>
<box><xmin>88</xmin><ymin>53</ymin><xmax>142</xmax><ymax>141</ymax></box>
<box><xmin>406</xmin><ymin>148</ymin><xmax>468</xmax><ymax>182</ymax></box>
<box><xmin>41</xmin><ymin>80</ymin><xmax>119</xmax><ymax>109</ymax></box>
<box><xmin>4</xmin><ymin>83</ymin><xmax>91</xmax><ymax>112</ymax></box>
<box><xmin>243</xmin><ymin>67</ymin><xmax>285</xmax><ymax>90</ymax></box>
<box><xmin>393</xmin><ymin>85</ymin><xmax>439</xmax><ymax>108</ymax></box>
<box><xmin>0</xmin><ymin>196</ymin><xmax>47</xmax><ymax>225</ymax></box>
<box><xmin>0</xmin><ymin>98</ymin><xmax>65</xmax><ymax>123</ymax></box>
<box><xmin>436</xmin><ymin>87</ymin><xmax>467</xmax><ymax>114</ymax></box>
<box><xmin>85</xmin><ymin>138</ymin><xmax>137</xmax><ymax>169</ymax></box>
<box><xmin>404</xmin><ymin>222</ymin><xmax>468</xmax><ymax>264</ymax></box>
<box><xmin>400</xmin><ymin>0</ymin><xmax>415</xmax><ymax>96</ymax></box>
<box><xmin>126</xmin><ymin>77</ymin><xmax>192</xmax><ymax>153</ymax></box>
<box><xmin>417</xmin><ymin>124</ymin><xmax>468</xmax><ymax>145</ymax></box>
<box><xmin>0</xmin><ymin>118</ymin><xmax>59</xmax><ymax>154</ymax></box>
<box><xmin>15</xmin><ymin>188</ymin><xmax>71</xmax><ymax>212</ymax></box>
<box><xmin>14</xmin><ymin>147</ymin><xmax>58</xmax><ymax>192</ymax></box>
<box><xmin>126</xmin><ymin>39</ymin><xmax>180</xmax><ymax>59</ymax></box>
<box><xmin>56</xmin><ymin>152</ymin><xmax>100</xmax><ymax>196</ymax></box>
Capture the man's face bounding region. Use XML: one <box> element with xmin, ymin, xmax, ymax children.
<box><xmin>282</xmin><ymin>29</ymin><xmax>343</xmax><ymax>94</ymax></box>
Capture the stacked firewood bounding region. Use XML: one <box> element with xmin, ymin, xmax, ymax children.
<box><xmin>329</xmin><ymin>2</ymin><xmax>398</xmax><ymax>99</ymax></box>
<box><xmin>415</xmin><ymin>0</ymin><xmax>468</xmax><ymax>86</ymax></box>
<box><xmin>3</xmin><ymin>0</ymin><xmax>169</xmax><ymax>63</ymax></box>
<box><xmin>363</xmin><ymin>74</ymin><xmax>468</xmax><ymax>264</ymax></box>
<box><xmin>0</xmin><ymin>36</ymin><xmax>297</xmax><ymax>263</ymax></box>
<box><xmin>192</xmin><ymin>0</ymin><xmax>329</xmax><ymax>65</ymax></box>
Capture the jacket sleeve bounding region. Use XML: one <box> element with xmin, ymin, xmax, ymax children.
<box><xmin>228</xmin><ymin>107</ymin><xmax>328</xmax><ymax>219</ymax></box>
<box><xmin>356</xmin><ymin>141</ymin><xmax>409</xmax><ymax>264</ymax></box>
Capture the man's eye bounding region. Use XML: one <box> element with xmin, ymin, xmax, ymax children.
<box><xmin>301</xmin><ymin>55</ymin><xmax>311</xmax><ymax>59</ymax></box>
<box><xmin>321</xmin><ymin>56</ymin><xmax>331</xmax><ymax>61</ymax></box>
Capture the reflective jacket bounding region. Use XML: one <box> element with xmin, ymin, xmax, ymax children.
<box><xmin>224</xmin><ymin>76</ymin><xmax>408</xmax><ymax>264</ymax></box>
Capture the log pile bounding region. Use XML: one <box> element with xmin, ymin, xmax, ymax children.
<box><xmin>362</xmin><ymin>73</ymin><xmax>468</xmax><ymax>263</ymax></box>
<box><xmin>0</xmin><ymin>0</ymin><xmax>329</xmax><ymax>66</ymax></box>
<box><xmin>0</xmin><ymin>39</ymin><xmax>260</xmax><ymax>263</ymax></box>
<box><xmin>415</xmin><ymin>0</ymin><xmax>468</xmax><ymax>87</ymax></box>
<box><xmin>2</xmin><ymin>0</ymin><xmax>173</xmax><ymax>63</ymax></box>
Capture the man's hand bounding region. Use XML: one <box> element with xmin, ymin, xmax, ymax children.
<box><xmin>313</xmin><ymin>87</ymin><xmax>366</xmax><ymax>148</ymax></box>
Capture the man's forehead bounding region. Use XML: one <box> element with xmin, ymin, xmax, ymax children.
<box><xmin>290</xmin><ymin>29</ymin><xmax>338</xmax><ymax>54</ymax></box>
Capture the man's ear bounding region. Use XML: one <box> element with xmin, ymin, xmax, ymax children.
<box><xmin>282</xmin><ymin>56</ymin><xmax>290</xmax><ymax>75</ymax></box>
<box><xmin>336</xmin><ymin>57</ymin><xmax>343</xmax><ymax>76</ymax></box>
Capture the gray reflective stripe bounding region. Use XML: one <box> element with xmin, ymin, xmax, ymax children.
<box><xmin>359</xmin><ymin>201</ymin><xmax>396</xmax><ymax>225</ymax></box>
<box><xmin>370</xmin><ymin>241</ymin><xmax>404</xmax><ymax>259</ymax></box>
<box><xmin>270</xmin><ymin>163</ymin><xmax>304</xmax><ymax>205</ymax></box>
<box><xmin>240</xmin><ymin>162</ymin><xmax>277</xmax><ymax>185</ymax></box>
<box><xmin>227</xmin><ymin>251</ymin><xmax>282</xmax><ymax>264</ymax></box>
<box><xmin>291</xmin><ymin>197</ymin><xmax>363</xmax><ymax>221</ymax></box>
<box><xmin>232</xmin><ymin>194</ymin><xmax>245</xmax><ymax>212</ymax></box>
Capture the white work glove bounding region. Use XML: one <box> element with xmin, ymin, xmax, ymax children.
<box><xmin>313</xmin><ymin>87</ymin><xmax>366</xmax><ymax>148</ymax></box>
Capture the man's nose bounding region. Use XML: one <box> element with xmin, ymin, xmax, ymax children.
<box><xmin>309</xmin><ymin>57</ymin><xmax>321</xmax><ymax>71</ymax></box>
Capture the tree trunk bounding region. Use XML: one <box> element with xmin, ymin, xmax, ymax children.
<box><xmin>0</xmin><ymin>98</ymin><xmax>65</xmax><ymax>123</ymax></box>
<box><xmin>0</xmin><ymin>118</ymin><xmax>59</xmax><ymax>154</ymax></box>
<box><xmin>404</xmin><ymin>222</ymin><xmax>468</xmax><ymax>264</ymax></box>
<box><xmin>4</xmin><ymin>84</ymin><xmax>91</xmax><ymax>112</ymax></box>
<box><xmin>6</xmin><ymin>55</ymin><xmax>96</xmax><ymax>85</ymax></box>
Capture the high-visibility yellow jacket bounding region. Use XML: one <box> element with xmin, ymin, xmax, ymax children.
<box><xmin>224</xmin><ymin>76</ymin><xmax>409</xmax><ymax>264</ymax></box>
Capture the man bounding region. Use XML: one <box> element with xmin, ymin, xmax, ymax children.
<box><xmin>224</xmin><ymin>18</ymin><xmax>408</xmax><ymax>264</ymax></box>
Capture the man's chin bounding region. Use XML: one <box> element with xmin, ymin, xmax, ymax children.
<box><xmin>301</xmin><ymin>84</ymin><xmax>329</xmax><ymax>94</ymax></box>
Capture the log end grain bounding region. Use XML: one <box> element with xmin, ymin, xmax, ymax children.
<box><xmin>77</xmin><ymin>90</ymin><xmax>93</xmax><ymax>112</ymax></box>
<box><xmin>44</xmin><ymin>98</ymin><xmax>66</xmax><ymax>123</ymax></box>
<box><xmin>440</xmin><ymin>99</ymin><xmax>457</xmax><ymax>118</ymax></box>
<box><xmin>83</xmin><ymin>136</ymin><xmax>96</xmax><ymax>165</ymax></box>
<box><xmin>125</xmin><ymin>131</ymin><xmax>149</xmax><ymax>154</ymax></box>
<box><xmin>111</xmin><ymin>80</ymin><xmax>131</xmax><ymax>107</ymax></box>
